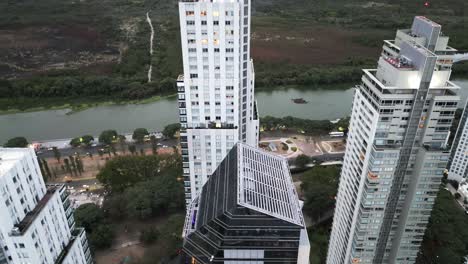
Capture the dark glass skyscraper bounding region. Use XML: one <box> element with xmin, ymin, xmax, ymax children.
<box><xmin>182</xmin><ymin>143</ymin><xmax>310</xmax><ymax>263</ymax></box>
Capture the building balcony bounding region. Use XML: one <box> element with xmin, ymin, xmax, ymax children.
<box><xmin>185</xmin><ymin>121</ymin><xmax>237</xmax><ymax>130</ymax></box>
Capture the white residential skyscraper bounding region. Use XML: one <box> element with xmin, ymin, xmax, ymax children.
<box><xmin>448</xmin><ymin>99</ymin><xmax>468</xmax><ymax>182</ymax></box>
<box><xmin>327</xmin><ymin>17</ymin><xmax>461</xmax><ymax>264</ymax></box>
<box><xmin>177</xmin><ymin>0</ymin><xmax>259</xmax><ymax>204</ymax></box>
<box><xmin>0</xmin><ymin>148</ymin><xmax>92</xmax><ymax>264</ymax></box>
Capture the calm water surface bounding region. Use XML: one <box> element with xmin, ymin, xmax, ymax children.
<box><xmin>1</xmin><ymin>80</ymin><xmax>467</xmax><ymax>142</ymax></box>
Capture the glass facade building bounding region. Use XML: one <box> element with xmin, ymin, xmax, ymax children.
<box><xmin>183</xmin><ymin>143</ymin><xmax>310</xmax><ymax>263</ymax></box>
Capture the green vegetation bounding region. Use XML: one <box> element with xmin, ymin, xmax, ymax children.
<box><xmin>1</xmin><ymin>0</ymin><xmax>466</xmax><ymax>113</ymax></box>
<box><xmin>296</xmin><ymin>165</ymin><xmax>340</xmax><ymax>263</ymax></box>
<box><xmin>132</xmin><ymin>128</ymin><xmax>149</xmax><ymax>143</ymax></box>
<box><xmin>98</xmin><ymin>130</ymin><xmax>118</xmax><ymax>145</ymax></box>
<box><xmin>295</xmin><ymin>154</ymin><xmax>311</xmax><ymax>169</ymax></box>
<box><xmin>418</xmin><ymin>189</ymin><xmax>468</xmax><ymax>263</ymax></box>
<box><xmin>261</xmin><ymin>116</ymin><xmax>349</xmax><ymax>135</ymax></box>
<box><xmin>308</xmin><ymin>225</ymin><xmax>331</xmax><ymax>264</ymax></box>
<box><xmin>74</xmin><ymin>203</ymin><xmax>115</xmax><ymax>250</ymax></box>
<box><xmin>255</xmin><ymin>60</ymin><xmax>371</xmax><ymax>89</ymax></box>
<box><xmin>98</xmin><ymin>154</ymin><xmax>184</xmax><ymax>215</ymax></box>
<box><xmin>300</xmin><ymin>166</ymin><xmax>340</xmax><ymax>221</ymax></box>
<box><xmin>140</xmin><ymin>227</ymin><xmax>160</xmax><ymax>245</ymax></box>
<box><xmin>137</xmin><ymin>214</ymin><xmax>185</xmax><ymax>263</ymax></box>
<box><xmin>70</xmin><ymin>135</ymin><xmax>94</xmax><ymax>147</ymax></box>
<box><xmin>162</xmin><ymin>123</ymin><xmax>181</xmax><ymax>139</ymax></box>
<box><xmin>3</xmin><ymin>137</ymin><xmax>29</xmax><ymax>147</ymax></box>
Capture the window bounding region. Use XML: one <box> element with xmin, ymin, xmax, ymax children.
<box><xmin>186</xmin><ymin>20</ymin><xmax>195</xmax><ymax>25</ymax></box>
<box><xmin>213</xmin><ymin>21</ymin><xmax>219</xmax><ymax>26</ymax></box>
<box><xmin>225</xmin><ymin>21</ymin><xmax>231</xmax><ymax>25</ymax></box>
<box><xmin>188</xmin><ymin>39</ymin><xmax>196</xmax><ymax>44</ymax></box>
<box><xmin>186</xmin><ymin>11</ymin><xmax>194</xmax><ymax>16</ymax></box>
<box><xmin>190</xmin><ymin>74</ymin><xmax>198</xmax><ymax>78</ymax></box>
<box><xmin>201</xmin><ymin>20</ymin><xmax>207</xmax><ymax>25</ymax></box>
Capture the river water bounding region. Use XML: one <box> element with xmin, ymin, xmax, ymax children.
<box><xmin>1</xmin><ymin>80</ymin><xmax>467</xmax><ymax>142</ymax></box>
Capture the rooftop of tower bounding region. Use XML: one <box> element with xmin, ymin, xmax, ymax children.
<box><xmin>0</xmin><ymin>148</ymin><xmax>33</xmax><ymax>176</ymax></box>
<box><xmin>184</xmin><ymin>142</ymin><xmax>305</xmax><ymax>237</ymax></box>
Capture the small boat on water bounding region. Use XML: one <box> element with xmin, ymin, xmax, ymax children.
<box><xmin>292</xmin><ymin>98</ymin><xmax>307</xmax><ymax>104</ymax></box>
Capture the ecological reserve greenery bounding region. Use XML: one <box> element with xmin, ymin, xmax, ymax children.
<box><xmin>0</xmin><ymin>0</ymin><xmax>467</xmax><ymax>111</ymax></box>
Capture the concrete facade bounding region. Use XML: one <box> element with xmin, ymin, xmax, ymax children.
<box><xmin>327</xmin><ymin>17</ymin><xmax>460</xmax><ymax>264</ymax></box>
<box><xmin>177</xmin><ymin>0</ymin><xmax>259</xmax><ymax>204</ymax></box>
<box><xmin>0</xmin><ymin>148</ymin><xmax>92</xmax><ymax>264</ymax></box>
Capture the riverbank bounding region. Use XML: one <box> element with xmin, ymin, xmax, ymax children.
<box><xmin>0</xmin><ymin>94</ymin><xmax>177</xmax><ymax>116</ymax></box>
<box><xmin>0</xmin><ymin>81</ymin><xmax>354</xmax><ymax>115</ymax></box>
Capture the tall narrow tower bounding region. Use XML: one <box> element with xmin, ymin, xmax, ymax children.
<box><xmin>327</xmin><ymin>17</ymin><xmax>461</xmax><ymax>264</ymax></box>
<box><xmin>177</xmin><ymin>0</ymin><xmax>259</xmax><ymax>204</ymax></box>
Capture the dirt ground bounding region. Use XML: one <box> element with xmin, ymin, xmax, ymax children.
<box><xmin>251</xmin><ymin>23</ymin><xmax>382</xmax><ymax>65</ymax></box>
<box><xmin>94</xmin><ymin>215</ymin><xmax>175</xmax><ymax>264</ymax></box>
<box><xmin>0</xmin><ymin>25</ymin><xmax>119</xmax><ymax>78</ymax></box>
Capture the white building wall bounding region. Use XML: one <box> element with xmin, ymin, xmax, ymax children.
<box><xmin>328</xmin><ymin>16</ymin><xmax>459</xmax><ymax>264</ymax></box>
<box><xmin>449</xmin><ymin>100</ymin><xmax>468</xmax><ymax>182</ymax></box>
<box><xmin>178</xmin><ymin>0</ymin><xmax>258</xmax><ymax>203</ymax></box>
<box><xmin>0</xmin><ymin>148</ymin><xmax>91</xmax><ymax>264</ymax></box>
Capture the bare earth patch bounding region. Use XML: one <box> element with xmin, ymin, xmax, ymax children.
<box><xmin>252</xmin><ymin>24</ymin><xmax>381</xmax><ymax>65</ymax></box>
<box><xmin>0</xmin><ymin>25</ymin><xmax>119</xmax><ymax>78</ymax></box>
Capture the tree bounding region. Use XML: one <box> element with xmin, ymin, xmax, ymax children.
<box><xmin>74</xmin><ymin>203</ymin><xmax>105</xmax><ymax>233</ymax></box>
<box><xmin>162</xmin><ymin>123</ymin><xmax>181</xmax><ymax>139</ymax></box>
<box><xmin>133</xmin><ymin>128</ymin><xmax>149</xmax><ymax>143</ymax></box>
<box><xmin>63</xmin><ymin>158</ymin><xmax>72</xmax><ymax>175</ymax></box>
<box><xmin>99</xmin><ymin>130</ymin><xmax>118</xmax><ymax>145</ymax></box>
<box><xmin>118</xmin><ymin>135</ymin><xmax>127</xmax><ymax>154</ymax></box>
<box><xmin>81</xmin><ymin>135</ymin><xmax>94</xmax><ymax>146</ymax></box>
<box><xmin>89</xmin><ymin>225</ymin><xmax>115</xmax><ymax>249</ymax></box>
<box><xmin>300</xmin><ymin>166</ymin><xmax>340</xmax><ymax>221</ymax></box>
<box><xmin>140</xmin><ymin>227</ymin><xmax>160</xmax><ymax>244</ymax></box>
<box><xmin>295</xmin><ymin>154</ymin><xmax>311</xmax><ymax>169</ymax></box>
<box><xmin>42</xmin><ymin>159</ymin><xmax>52</xmax><ymax>179</ymax></box>
<box><xmin>4</xmin><ymin>137</ymin><xmax>28</xmax><ymax>148</ymax></box>
<box><xmin>69</xmin><ymin>156</ymin><xmax>77</xmax><ymax>176</ymax></box>
<box><xmin>129</xmin><ymin>145</ymin><xmax>137</xmax><ymax>155</ymax></box>
<box><xmin>150</xmin><ymin>135</ymin><xmax>158</xmax><ymax>155</ymax></box>
<box><xmin>418</xmin><ymin>189</ymin><xmax>468</xmax><ymax>263</ymax></box>
<box><xmin>52</xmin><ymin>147</ymin><xmax>61</xmax><ymax>163</ymax></box>
<box><xmin>70</xmin><ymin>137</ymin><xmax>82</xmax><ymax>147</ymax></box>
<box><xmin>70</xmin><ymin>135</ymin><xmax>94</xmax><ymax>147</ymax></box>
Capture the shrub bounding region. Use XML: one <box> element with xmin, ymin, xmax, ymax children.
<box><xmin>140</xmin><ymin>227</ymin><xmax>160</xmax><ymax>244</ymax></box>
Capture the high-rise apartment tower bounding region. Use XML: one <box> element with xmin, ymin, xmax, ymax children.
<box><xmin>448</xmin><ymin>99</ymin><xmax>468</xmax><ymax>182</ymax></box>
<box><xmin>0</xmin><ymin>148</ymin><xmax>92</xmax><ymax>264</ymax></box>
<box><xmin>327</xmin><ymin>16</ymin><xmax>461</xmax><ymax>264</ymax></box>
<box><xmin>177</xmin><ymin>0</ymin><xmax>259</xmax><ymax>204</ymax></box>
<box><xmin>183</xmin><ymin>142</ymin><xmax>310</xmax><ymax>263</ymax></box>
